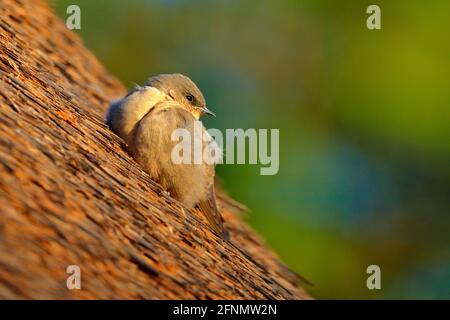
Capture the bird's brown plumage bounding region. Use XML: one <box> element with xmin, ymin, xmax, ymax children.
<box><xmin>106</xmin><ymin>74</ymin><xmax>228</xmax><ymax>240</ymax></box>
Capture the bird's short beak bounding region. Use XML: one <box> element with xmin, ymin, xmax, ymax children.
<box><xmin>201</xmin><ymin>107</ymin><xmax>216</xmax><ymax>117</ymax></box>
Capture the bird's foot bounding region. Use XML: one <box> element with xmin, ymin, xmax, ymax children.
<box><xmin>161</xmin><ymin>190</ymin><xmax>171</xmax><ymax>197</ymax></box>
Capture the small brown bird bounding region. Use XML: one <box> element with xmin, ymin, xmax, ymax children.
<box><xmin>106</xmin><ymin>73</ymin><xmax>229</xmax><ymax>240</ymax></box>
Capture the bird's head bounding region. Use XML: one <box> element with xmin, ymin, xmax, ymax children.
<box><xmin>145</xmin><ymin>73</ymin><xmax>215</xmax><ymax>119</ymax></box>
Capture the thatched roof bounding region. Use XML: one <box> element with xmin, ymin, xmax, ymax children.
<box><xmin>0</xmin><ymin>0</ymin><xmax>309</xmax><ymax>299</ymax></box>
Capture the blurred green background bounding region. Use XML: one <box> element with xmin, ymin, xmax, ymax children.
<box><xmin>53</xmin><ymin>0</ymin><xmax>449</xmax><ymax>299</ymax></box>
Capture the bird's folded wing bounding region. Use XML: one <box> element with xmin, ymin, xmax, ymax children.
<box><xmin>196</xmin><ymin>184</ymin><xmax>229</xmax><ymax>241</ymax></box>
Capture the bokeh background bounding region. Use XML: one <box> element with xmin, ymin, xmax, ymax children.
<box><xmin>53</xmin><ymin>0</ymin><xmax>449</xmax><ymax>299</ymax></box>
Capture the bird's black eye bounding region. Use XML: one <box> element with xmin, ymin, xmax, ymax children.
<box><xmin>186</xmin><ymin>94</ymin><xmax>194</xmax><ymax>102</ymax></box>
